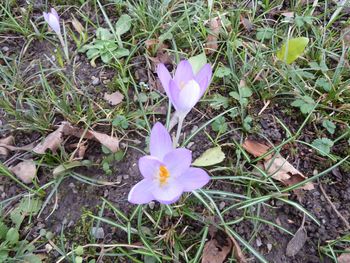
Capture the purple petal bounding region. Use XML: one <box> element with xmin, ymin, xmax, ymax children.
<box><xmin>43</xmin><ymin>12</ymin><xmax>49</xmax><ymax>23</ymax></box>
<box><xmin>169</xmin><ymin>80</ymin><xmax>181</xmax><ymax>111</ymax></box>
<box><xmin>195</xmin><ymin>64</ymin><xmax>212</xmax><ymax>97</ymax></box>
<box><xmin>48</xmin><ymin>13</ymin><xmax>61</xmax><ymax>35</ymax></box>
<box><xmin>157</xmin><ymin>63</ymin><xmax>172</xmax><ymax>95</ymax></box>
<box><xmin>176</xmin><ymin>80</ymin><xmax>201</xmax><ymax>114</ymax></box>
<box><xmin>128</xmin><ymin>179</ymin><xmax>154</xmax><ymax>204</ymax></box>
<box><xmin>150</xmin><ymin>122</ymin><xmax>173</xmax><ymax>160</ymax></box>
<box><xmin>50</xmin><ymin>8</ymin><xmax>60</xmax><ymax>22</ymax></box>
<box><xmin>174</xmin><ymin>60</ymin><xmax>194</xmax><ymax>87</ymax></box>
<box><xmin>163</xmin><ymin>148</ymin><xmax>191</xmax><ymax>177</ymax></box>
<box><xmin>152</xmin><ymin>180</ymin><xmax>184</xmax><ymax>204</ymax></box>
<box><xmin>139</xmin><ymin>156</ymin><xmax>162</xmax><ymax>179</ymax></box>
<box><xmin>176</xmin><ymin>167</ymin><xmax>210</xmax><ymax>192</ymax></box>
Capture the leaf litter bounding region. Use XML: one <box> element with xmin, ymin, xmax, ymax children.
<box><xmin>9</xmin><ymin>159</ymin><xmax>36</xmax><ymax>184</ymax></box>
<box><xmin>201</xmin><ymin>226</ymin><xmax>246</xmax><ymax>263</ymax></box>
<box><xmin>33</xmin><ymin>121</ymin><xmax>119</xmax><ymax>154</ymax></box>
<box><xmin>242</xmin><ymin>139</ymin><xmax>314</xmax><ymax>191</ymax></box>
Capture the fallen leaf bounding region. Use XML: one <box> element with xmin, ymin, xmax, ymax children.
<box><xmin>89</xmin><ymin>130</ymin><xmax>119</xmax><ymax>153</ymax></box>
<box><xmin>33</xmin><ymin>124</ymin><xmax>65</xmax><ymax>154</ymax></box>
<box><xmin>281</xmin><ymin>12</ymin><xmax>294</xmax><ymax>18</ymax></box>
<box><xmin>193</xmin><ymin>147</ymin><xmax>225</xmax><ymax>167</ymax></box>
<box><xmin>240</xmin><ymin>15</ymin><xmax>253</xmax><ymax>32</ymax></box>
<box><xmin>286</xmin><ymin>226</ymin><xmax>307</xmax><ymax>257</ymax></box>
<box><xmin>104</xmin><ymin>91</ymin><xmax>124</xmax><ymax>106</ymax></box>
<box><xmin>264</xmin><ymin>155</ymin><xmax>314</xmax><ymax>190</ymax></box>
<box><xmin>202</xmin><ymin>227</ymin><xmax>246</xmax><ymax>263</ymax></box>
<box><xmin>71</xmin><ymin>15</ymin><xmax>84</xmax><ymax>34</ymax></box>
<box><xmin>338</xmin><ymin>248</ymin><xmax>350</xmax><ymax>263</ymax></box>
<box><xmin>33</xmin><ymin>122</ymin><xmax>119</xmax><ymax>154</ymax></box>
<box><xmin>205</xmin><ymin>17</ymin><xmax>222</xmax><ymax>54</ymax></box>
<box><xmin>242</xmin><ymin>139</ymin><xmax>314</xmax><ymax>191</ymax></box>
<box><xmin>242</xmin><ymin>139</ymin><xmax>272</xmax><ymax>159</ymax></box>
<box><xmin>0</xmin><ymin>135</ymin><xmax>14</xmax><ymax>156</ymax></box>
<box><xmin>9</xmin><ymin>160</ymin><xmax>36</xmax><ymax>184</ymax></box>
<box><xmin>276</xmin><ymin>37</ymin><xmax>309</xmax><ymax>64</ymax></box>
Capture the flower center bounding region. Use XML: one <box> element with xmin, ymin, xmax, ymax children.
<box><xmin>158</xmin><ymin>165</ymin><xmax>170</xmax><ymax>186</ymax></box>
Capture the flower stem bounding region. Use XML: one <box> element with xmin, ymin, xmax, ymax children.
<box><xmin>174</xmin><ymin>115</ymin><xmax>184</xmax><ymax>147</ymax></box>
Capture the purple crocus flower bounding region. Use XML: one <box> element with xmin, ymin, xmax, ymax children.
<box><xmin>157</xmin><ymin>60</ymin><xmax>212</xmax><ymax>119</ymax></box>
<box><xmin>128</xmin><ymin>122</ymin><xmax>210</xmax><ymax>204</ymax></box>
<box><xmin>43</xmin><ymin>8</ymin><xmax>61</xmax><ymax>35</ymax></box>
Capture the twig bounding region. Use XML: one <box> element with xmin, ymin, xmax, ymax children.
<box><xmin>319</xmin><ymin>183</ymin><xmax>350</xmax><ymax>230</ymax></box>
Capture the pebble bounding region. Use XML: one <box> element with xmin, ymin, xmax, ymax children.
<box><xmin>2</xmin><ymin>46</ymin><xmax>9</xmax><ymax>52</ymax></box>
<box><xmin>104</xmin><ymin>189</ymin><xmax>109</xmax><ymax>197</ymax></box>
<box><xmin>0</xmin><ymin>185</ymin><xmax>4</xmax><ymax>192</ymax></box>
<box><xmin>148</xmin><ymin>201</ymin><xmax>155</xmax><ymax>210</ymax></box>
<box><xmin>91</xmin><ymin>227</ymin><xmax>105</xmax><ymax>239</ymax></box>
<box><xmin>116</xmin><ymin>175</ymin><xmax>122</xmax><ymax>184</ymax></box>
<box><xmin>91</xmin><ymin>76</ymin><xmax>100</xmax><ymax>86</ymax></box>
<box><xmin>267</xmin><ymin>243</ymin><xmax>272</xmax><ymax>252</ymax></box>
<box><xmin>45</xmin><ymin>243</ymin><xmax>53</xmax><ymax>253</ymax></box>
<box><xmin>123</xmin><ymin>174</ymin><xmax>129</xmax><ymax>180</ymax></box>
<box><xmin>256</xmin><ymin>237</ymin><xmax>262</xmax><ymax>247</ymax></box>
<box><xmin>219</xmin><ymin>201</ymin><xmax>226</xmax><ymax>210</ymax></box>
<box><xmin>187</xmin><ymin>142</ymin><xmax>194</xmax><ymax>149</ymax></box>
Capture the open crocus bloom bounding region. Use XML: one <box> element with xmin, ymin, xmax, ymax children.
<box><xmin>157</xmin><ymin>60</ymin><xmax>212</xmax><ymax>118</ymax></box>
<box><xmin>128</xmin><ymin>122</ymin><xmax>210</xmax><ymax>204</ymax></box>
<box><xmin>43</xmin><ymin>8</ymin><xmax>61</xmax><ymax>36</ymax></box>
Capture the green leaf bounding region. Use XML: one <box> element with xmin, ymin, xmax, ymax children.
<box><xmin>192</xmin><ymin>147</ymin><xmax>225</xmax><ymax>167</ymax></box>
<box><xmin>322</xmin><ymin>120</ymin><xmax>336</xmax><ymax>135</ymax></box>
<box><xmin>53</xmin><ymin>161</ymin><xmax>83</xmax><ymax>176</ymax></box>
<box><xmin>256</xmin><ymin>27</ymin><xmax>274</xmax><ymax>41</ymax></box>
<box><xmin>18</xmin><ymin>197</ymin><xmax>42</xmax><ymax>214</ymax></box>
<box><xmin>188</xmin><ymin>53</ymin><xmax>207</xmax><ymax>74</ymax></box>
<box><xmin>312</xmin><ymin>138</ymin><xmax>334</xmax><ymax>156</ymax></box>
<box><xmin>23</xmin><ymin>254</ymin><xmax>42</xmax><ymax>263</ymax></box>
<box><xmin>240</xmin><ymin>87</ymin><xmax>253</xmax><ymax>97</ymax></box>
<box><xmin>112</xmin><ymin>115</ymin><xmax>129</xmax><ymax>129</ymax></box>
<box><xmin>209</xmin><ymin>94</ymin><xmax>229</xmax><ymax>110</ymax></box>
<box><xmin>215</xmin><ymin>66</ymin><xmax>231</xmax><ymax>78</ymax></box>
<box><xmin>115</xmin><ymin>14</ymin><xmax>132</xmax><ymax>36</ymax></box>
<box><xmin>75</xmin><ymin>256</ymin><xmax>83</xmax><ymax>263</ymax></box>
<box><xmin>316</xmin><ymin>78</ymin><xmax>331</xmax><ymax>92</ymax></box>
<box><xmin>243</xmin><ymin>116</ymin><xmax>253</xmax><ymax>131</ymax></box>
<box><xmin>96</xmin><ymin>28</ymin><xmax>114</xmax><ymax>40</ymax></box>
<box><xmin>10</xmin><ymin>208</ymin><xmax>25</xmax><ymax>229</ymax></box>
<box><xmin>211</xmin><ymin>116</ymin><xmax>228</xmax><ymax>133</ymax></box>
<box><xmin>0</xmin><ymin>250</ymin><xmax>8</xmax><ymax>262</ymax></box>
<box><xmin>0</xmin><ymin>221</ymin><xmax>8</xmax><ymax>240</ymax></box>
<box><xmin>75</xmin><ymin>246</ymin><xmax>84</xmax><ymax>256</ymax></box>
<box><xmin>6</xmin><ymin>228</ymin><xmax>19</xmax><ymax>245</ymax></box>
<box><xmin>113</xmin><ymin>48</ymin><xmax>130</xmax><ymax>58</ymax></box>
<box><xmin>291</xmin><ymin>96</ymin><xmax>315</xmax><ymax>114</ymax></box>
<box><xmin>276</xmin><ymin>37</ymin><xmax>309</xmax><ymax>64</ymax></box>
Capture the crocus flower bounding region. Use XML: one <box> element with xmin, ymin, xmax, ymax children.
<box><xmin>128</xmin><ymin>122</ymin><xmax>210</xmax><ymax>204</ymax></box>
<box><xmin>157</xmin><ymin>60</ymin><xmax>212</xmax><ymax>119</ymax></box>
<box><xmin>43</xmin><ymin>8</ymin><xmax>61</xmax><ymax>36</ymax></box>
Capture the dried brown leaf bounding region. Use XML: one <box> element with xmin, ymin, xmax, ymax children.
<box><xmin>242</xmin><ymin>139</ymin><xmax>314</xmax><ymax>191</ymax></box>
<box><xmin>286</xmin><ymin>227</ymin><xmax>307</xmax><ymax>257</ymax></box>
<box><xmin>9</xmin><ymin>159</ymin><xmax>36</xmax><ymax>184</ymax></box>
<box><xmin>338</xmin><ymin>249</ymin><xmax>350</xmax><ymax>263</ymax></box>
<box><xmin>264</xmin><ymin>155</ymin><xmax>314</xmax><ymax>190</ymax></box>
<box><xmin>71</xmin><ymin>15</ymin><xmax>84</xmax><ymax>34</ymax></box>
<box><xmin>205</xmin><ymin>17</ymin><xmax>221</xmax><ymax>54</ymax></box>
<box><xmin>33</xmin><ymin>124</ymin><xmax>65</xmax><ymax>154</ymax></box>
<box><xmin>89</xmin><ymin>130</ymin><xmax>119</xmax><ymax>153</ymax></box>
<box><xmin>33</xmin><ymin>122</ymin><xmax>119</xmax><ymax>154</ymax></box>
<box><xmin>202</xmin><ymin>227</ymin><xmax>246</xmax><ymax>263</ymax></box>
<box><xmin>104</xmin><ymin>91</ymin><xmax>124</xmax><ymax>106</ymax></box>
<box><xmin>240</xmin><ymin>15</ymin><xmax>253</xmax><ymax>32</ymax></box>
<box><xmin>0</xmin><ymin>135</ymin><xmax>14</xmax><ymax>156</ymax></box>
<box><xmin>242</xmin><ymin>139</ymin><xmax>272</xmax><ymax>160</ymax></box>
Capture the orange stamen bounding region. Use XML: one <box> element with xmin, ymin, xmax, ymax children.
<box><xmin>159</xmin><ymin>165</ymin><xmax>170</xmax><ymax>185</ymax></box>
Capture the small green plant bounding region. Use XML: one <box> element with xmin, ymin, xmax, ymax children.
<box><xmin>291</xmin><ymin>95</ymin><xmax>316</xmax><ymax>114</ymax></box>
<box><xmin>80</xmin><ymin>14</ymin><xmax>131</xmax><ymax>65</ymax></box>
<box><xmin>312</xmin><ymin>138</ymin><xmax>334</xmax><ymax>156</ymax></box>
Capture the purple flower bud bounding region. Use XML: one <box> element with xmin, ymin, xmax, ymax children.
<box><xmin>43</xmin><ymin>8</ymin><xmax>61</xmax><ymax>36</ymax></box>
<box><xmin>157</xmin><ymin>60</ymin><xmax>212</xmax><ymax>118</ymax></box>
